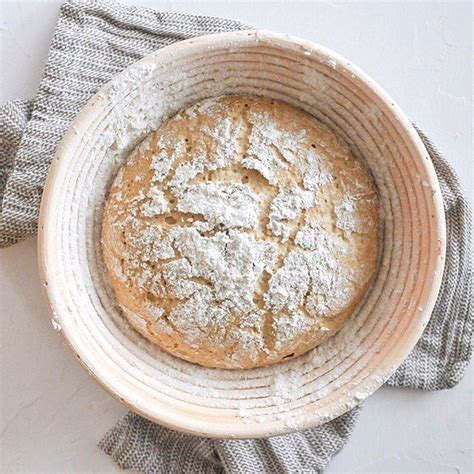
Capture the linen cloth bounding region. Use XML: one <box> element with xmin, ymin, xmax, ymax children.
<box><xmin>0</xmin><ymin>1</ymin><xmax>472</xmax><ymax>472</ymax></box>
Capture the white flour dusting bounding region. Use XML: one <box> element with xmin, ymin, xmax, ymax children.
<box><xmin>177</xmin><ymin>182</ymin><xmax>260</xmax><ymax>229</ymax></box>
<box><xmin>101</xmin><ymin>94</ymin><xmax>379</xmax><ymax>384</ymax></box>
<box><xmin>141</xmin><ymin>187</ymin><xmax>170</xmax><ymax>217</ymax></box>
<box><xmin>267</xmin><ymin>186</ymin><xmax>314</xmax><ymax>242</ymax></box>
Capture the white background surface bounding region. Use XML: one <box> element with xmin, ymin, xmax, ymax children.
<box><xmin>0</xmin><ymin>1</ymin><xmax>472</xmax><ymax>472</ymax></box>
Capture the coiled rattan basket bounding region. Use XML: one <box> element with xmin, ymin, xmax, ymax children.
<box><xmin>38</xmin><ymin>31</ymin><xmax>445</xmax><ymax>438</ymax></box>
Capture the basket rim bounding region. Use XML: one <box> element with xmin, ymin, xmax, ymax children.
<box><xmin>37</xmin><ymin>29</ymin><xmax>446</xmax><ymax>438</ymax></box>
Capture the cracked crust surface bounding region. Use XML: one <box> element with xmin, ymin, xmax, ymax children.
<box><xmin>101</xmin><ymin>95</ymin><xmax>380</xmax><ymax>369</ymax></box>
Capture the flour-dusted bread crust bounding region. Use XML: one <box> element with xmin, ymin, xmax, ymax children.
<box><xmin>101</xmin><ymin>95</ymin><xmax>380</xmax><ymax>369</ymax></box>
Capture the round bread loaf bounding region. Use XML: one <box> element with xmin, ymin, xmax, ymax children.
<box><xmin>101</xmin><ymin>95</ymin><xmax>380</xmax><ymax>369</ymax></box>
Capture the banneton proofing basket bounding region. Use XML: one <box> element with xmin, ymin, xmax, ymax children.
<box><xmin>38</xmin><ymin>31</ymin><xmax>445</xmax><ymax>438</ymax></box>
